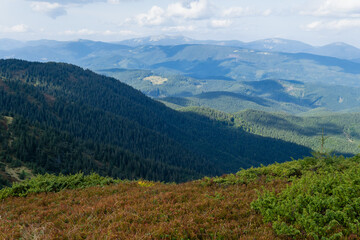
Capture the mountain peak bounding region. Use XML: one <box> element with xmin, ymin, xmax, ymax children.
<box><xmin>262</xmin><ymin>38</ymin><xmax>288</xmax><ymax>44</ymax></box>
<box><xmin>325</xmin><ymin>42</ymin><xmax>355</xmax><ymax>48</ymax></box>
<box><xmin>118</xmin><ymin>35</ymin><xmax>195</xmax><ymax>46</ymax></box>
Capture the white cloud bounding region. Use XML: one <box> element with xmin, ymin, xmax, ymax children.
<box><xmin>126</xmin><ymin>1</ymin><xmax>271</xmax><ymax>33</ymax></box>
<box><xmin>130</xmin><ymin>0</ymin><xmax>212</xmax><ymax>28</ymax></box>
<box><xmin>162</xmin><ymin>25</ymin><xmax>195</xmax><ymax>32</ymax></box>
<box><xmin>107</xmin><ymin>0</ymin><xmax>138</xmax><ymax>4</ymax></box>
<box><xmin>223</xmin><ymin>6</ymin><xmax>272</xmax><ymax>18</ymax></box>
<box><xmin>210</xmin><ymin>19</ymin><xmax>232</xmax><ymax>28</ymax></box>
<box><xmin>0</xmin><ymin>24</ymin><xmax>29</xmax><ymax>33</ymax></box>
<box><xmin>28</xmin><ymin>0</ymin><xmax>104</xmax><ymax>4</ymax></box>
<box><xmin>304</xmin><ymin>21</ymin><xmax>323</xmax><ymax>30</ymax></box>
<box><xmin>103</xmin><ymin>30</ymin><xmax>137</xmax><ymax>36</ymax></box>
<box><xmin>223</xmin><ymin>7</ymin><xmax>253</xmax><ymax>17</ymax></box>
<box><xmin>63</xmin><ymin>28</ymin><xmax>95</xmax><ymax>35</ymax></box>
<box><xmin>28</xmin><ymin>0</ymin><xmax>134</xmax><ymax>18</ymax></box>
<box><xmin>304</xmin><ymin>19</ymin><xmax>360</xmax><ymax>31</ymax></box>
<box><xmin>167</xmin><ymin>0</ymin><xmax>211</xmax><ymax>20</ymax></box>
<box><xmin>262</xmin><ymin>9</ymin><xmax>272</xmax><ymax>16</ymax></box>
<box><xmin>62</xmin><ymin>29</ymin><xmax>137</xmax><ymax>37</ymax></box>
<box><xmin>135</xmin><ymin>6</ymin><xmax>165</xmax><ymax>26</ymax></box>
<box><xmin>27</xmin><ymin>0</ymin><xmax>136</xmax><ymax>4</ymax></box>
<box><xmin>302</xmin><ymin>0</ymin><xmax>360</xmax><ymax>17</ymax></box>
<box><xmin>30</xmin><ymin>2</ymin><xmax>67</xmax><ymax>19</ymax></box>
<box><xmin>107</xmin><ymin>0</ymin><xmax>120</xmax><ymax>4</ymax></box>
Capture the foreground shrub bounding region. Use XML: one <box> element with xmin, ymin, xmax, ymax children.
<box><xmin>0</xmin><ymin>173</ymin><xmax>120</xmax><ymax>199</ymax></box>
<box><xmin>204</xmin><ymin>154</ymin><xmax>360</xmax><ymax>187</ymax></box>
<box><xmin>251</xmin><ymin>165</ymin><xmax>360</xmax><ymax>239</ymax></box>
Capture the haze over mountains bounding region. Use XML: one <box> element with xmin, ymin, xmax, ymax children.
<box><xmin>5</xmin><ymin>35</ymin><xmax>352</xmax><ymax>60</ymax></box>
<box><xmin>117</xmin><ymin>35</ymin><xmax>360</xmax><ymax>61</ymax></box>
<box><xmin>2</xmin><ymin>35</ymin><xmax>360</xmax><ymax>60</ymax></box>
<box><xmin>1</xmin><ymin>35</ymin><xmax>360</xmax><ymax>115</ymax></box>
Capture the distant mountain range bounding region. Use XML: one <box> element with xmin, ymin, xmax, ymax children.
<box><xmin>1</xmin><ymin>38</ymin><xmax>360</xmax><ymax>86</ymax></box>
<box><xmin>1</xmin><ymin>36</ymin><xmax>360</xmax><ymax>114</ymax></box>
<box><xmin>2</xmin><ymin>35</ymin><xmax>360</xmax><ymax>60</ymax></box>
<box><xmin>115</xmin><ymin>35</ymin><xmax>360</xmax><ymax>61</ymax></box>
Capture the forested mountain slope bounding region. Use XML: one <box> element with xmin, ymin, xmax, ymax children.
<box><xmin>0</xmin><ymin>115</ymin><xmax>198</xmax><ymax>188</ymax></box>
<box><xmin>180</xmin><ymin>107</ymin><xmax>360</xmax><ymax>156</ymax></box>
<box><xmin>155</xmin><ymin>78</ymin><xmax>360</xmax><ymax>114</ymax></box>
<box><xmin>235</xmin><ymin>109</ymin><xmax>360</xmax><ymax>155</ymax></box>
<box><xmin>0</xmin><ymin>59</ymin><xmax>311</xmax><ymax>184</ymax></box>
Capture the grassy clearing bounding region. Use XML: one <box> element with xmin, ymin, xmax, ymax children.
<box><xmin>143</xmin><ymin>76</ymin><xmax>168</xmax><ymax>85</ymax></box>
<box><xmin>5</xmin><ymin>165</ymin><xmax>33</xmax><ymax>181</ymax></box>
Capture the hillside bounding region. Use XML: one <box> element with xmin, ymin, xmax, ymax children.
<box><xmin>103</xmin><ymin>70</ymin><xmax>360</xmax><ymax>114</ymax></box>
<box><xmin>0</xmin><ymin>115</ymin><xmax>199</xmax><ymax>188</ymax></box>
<box><xmin>235</xmin><ymin>109</ymin><xmax>360</xmax><ymax>156</ymax></box>
<box><xmin>180</xmin><ymin>107</ymin><xmax>360</xmax><ymax>156</ymax></box>
<box><xmin>1</xmin><ymin>153</ymin><xmax>359</xmax><ymax>239</ymax></box>
<box><xmin>0</xmin><ymin>59</ymin><xmax>311</xmax><ymax>185</ymax></box>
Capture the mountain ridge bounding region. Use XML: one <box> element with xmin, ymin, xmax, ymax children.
<box><xmin>2</xmin><ymin>35</ymin><xmax>360</xmax><ymax>60</ymax></box>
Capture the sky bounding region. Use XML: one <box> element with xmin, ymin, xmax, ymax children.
<box><xmin>1</xmin><ymin>0</ymin><xmax>360</xmax><ymax>47</ymax></box>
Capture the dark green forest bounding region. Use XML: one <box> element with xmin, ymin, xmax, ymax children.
<box><xmin>180</xmin><ymin>107</ymin><xmax>360</xmax><ymax>156</ymax></box>
<box><xmin>0</xmin><ymin>115</ymin><xmax>198</xmax><ymax>188</ymax></box>
<box><xmin>0</xmin><ymin>59</ymin><xmax>311</xmax><ymax>186</ymax></box>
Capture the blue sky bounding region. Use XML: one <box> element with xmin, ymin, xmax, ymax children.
<box><xmin>1</xmin><ymin>0</ymin><xmax>360</xmax><ymax>47</ymax></box>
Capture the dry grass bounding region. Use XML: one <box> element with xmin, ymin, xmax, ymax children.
<box><xmin>0</xmin><ymin>179</ymin><xmax>287</xmax><ymax>239</ymax></box>
<box><xmin>5</xmin><ymin>165</ymin><xmax>33</xmax><ymax>181</ymax></box>
<box><xmin>143</xmin><ymin>76</ymin><xmax>168</xmax><ymax>85</ymax></box>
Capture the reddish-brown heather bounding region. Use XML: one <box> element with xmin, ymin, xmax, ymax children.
<box><xmin>0</xmin><ymin>179</ymin><xmax>288</xmax><ymax>239</ymax></box>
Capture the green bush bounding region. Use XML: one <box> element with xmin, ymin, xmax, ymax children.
<box><xmin>204</xmin><ymin>153</ymin><xmax>360</xmax><ymax>187</ymax></box>
<box><xmin>202</xmin><ymin>154</ymin><xmax>360</xmax><ymax>238</ymax></box>
<box><xmin>0</xmin><ymin>172</ymin><xmax>121</xmax><ymax>200</ymax></box>
<box><xmin>251</xmin><ymin>155</ymin><xmax>360</xmax><ymax>239</ymax></box>
<box><xmin>18</xmin><ymin>170</ymin><xmax>26</xmax><ymax>180</ymax></box>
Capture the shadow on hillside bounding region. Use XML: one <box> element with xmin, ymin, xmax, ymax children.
<box><xmin>245</xmin><ymin>80</ymin><xmax>315</xmax><ymax>107</ymax></box>
<box><xmin>151</xmin><ymin>59</ymin><xmax>231</xmax><ymax>79</ymax></box>
<box><xmin>290</xmin><ymin>53</ymin><xmax>360</xmax><ymax>74</ymax></box>
<box><xmin>194</xmin><ymin>91</ymin><xmax>271</xmax><ymax>107</ymax></box>
<box><xmin>245</xmin><ymin>113</ymin><xmax>344</xmax><ymax>137</ymax></box>
<box><xmin>180</xmin><ymin>109</ymin><xmax>314</xmax><ymax>172</ymax></box>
